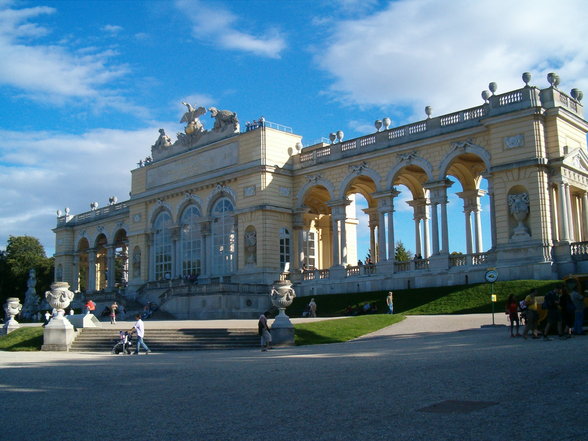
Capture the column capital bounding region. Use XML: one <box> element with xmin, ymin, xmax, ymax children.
<box><xmin>407</xmin><ymin>198</ymin><xmax>428</xmax><ymax>220</ymax></box>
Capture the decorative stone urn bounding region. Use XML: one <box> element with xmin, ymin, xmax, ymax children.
<box><xmin>2</xmin><ymin>297</ymin><xmax>22</xmax><ymax>334</ymax></box>
<box><xmin>508</xmin><ymin>193</ymin><xmax>531</xmax><ymax>240</ymax></box>
<box><xmin>269</xmin><ymin>277</ymin><xmax>296</xmax><ymax>346</ymax></box>
<box><xmin>45</xmin><ymin>282</ymin><xmax>75</xmax><ymax>319</ymax></box>
<box><xmin>42</xmin><ymin>282</ymin><xmax>76</xmax><ymax>351</ymax></box>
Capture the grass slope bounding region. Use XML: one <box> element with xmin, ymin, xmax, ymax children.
<box><xmin>295</xmin><ymin>314</ymin><xmax>405</xmax><ymax>345</ymax></box>
<box><xmin>287</xmin><ymin>280</ymin><xmax>559</xmax><ymax>318</ymax></box>
<box><xmin>0</xmin><ymin>327</ymin><xmax>44</xmax><ymax>351</ymax></box>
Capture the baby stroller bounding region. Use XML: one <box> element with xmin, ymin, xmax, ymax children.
<box><xmin>112</xmin><ymin>331</ymin><xmax>133</xmax><ymax>355</ymax></box>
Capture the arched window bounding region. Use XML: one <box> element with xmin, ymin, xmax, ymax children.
<box><xmin>211</xmin><ymin>197</ymin><xmax>236</xmax><ymax>275</ymax></box>
<box><xmin>280</xmin><ymin>228</ymin><xmax>291</xmax><ymax>271</ymax></box>
<box><xmin>180</xmin><ymin>205</ymin><xmax>202</xmax><ymax>276</ymax></box>
<box><xmin>153</xmin><ymin>211</ymin><xmax>172</xmax><ymax>280</ymax></box>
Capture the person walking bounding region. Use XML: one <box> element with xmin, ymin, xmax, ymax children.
<box><xmin>110</xmin><ymin>301</ymin><xmax>118</xmax><ymax>324</ymax></box>
<box><xmin>130</xmin><ymin>314</ymin><xmax>151</xmax><ymax>354</ymax></box>
<box><xmin>258</xmin><ymin>313</ymin><xmax>272</xmax><ymax>351</ymax></box>
<box><xmin>505</xmin><ymin>294</ymin><xmax>520</xmax><ymax>337</ymax></box>
<box><xmin>386</xmin><ymin>291</ymin><xmax>394</xmax><ymax>314</ymax></box>
<box><xmin>308</xmin><ymin>298</ymin><xmax>317</xmax><ymax>318</ymax></box>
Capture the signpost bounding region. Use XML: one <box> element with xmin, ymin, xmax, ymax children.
<box><xmin>485</xmin><ymin>269</ymin><xmax>498</xmax><ymax>326</ymax></box>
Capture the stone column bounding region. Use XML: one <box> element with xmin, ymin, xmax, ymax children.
<box><xmin>363</xmin><ymin>208</ymin><xmax>378</xmax><ymax>262</ymax></box>
<box><xmin>148</xmin><ymin>232</ymin><xmax>156</xmax><ymax>280</ymax></box>
<box><xmin>170</xmin><ymin>226</ymin><xmax>180</xmax><ymax>278</ymax></box>
<box><xmin>565</xmin><ymin>184</ymin><xmax>574</xmax><ymax>241</ymax></box>
<box><xmin>474</xmin><ymin>209</ymin><xmax>483</xmax><ymax>253</ymax></box>
<box><xmin>387</xmin><ymin>209</ymin><xmax>395</xmax><ymax>261</ymax></box>
<box><xmin>200</xmin><ymin>220</ymin><xmax>211</xmax><ymax>277</ymax></box>
<box><xmin>72</xmin><ymin>253</ymin><xmax>80</xmax><ymax>292</ymax></box>
<box><xmin>87</xmin><ymin>248</ymin><xmax>97</xmax><ymax>292</ymax></box>
<box><xmin>423</xmin><ymin>210</ymin><xmax>430</xmax><ymax>258</ymax></box>
<box><xmin>408</xmin><ymin>198</ymin><xmax>427</xmax><ymax>258</ymax></box>
<box><xmin>331</xmin><ymin>216</ymin><xmax>340</xmax><ymax>266</ymax></box>
<box><xmin>559</xmin><ymin>181</ymin><xmax>570</xmax><ymax>241</ymax></box>
<box><xmin>293</xmin><ymin>210</ymin><xmax>306</xmax><ymax>270</ymax></box>
<box><xmin>340</xmin><ymin>214</ymin><xmax>347</xmax><ymax>266</ymax></box>
<box><xmin>440</xmin><ymin>194</ymin><xmax>450</xmax><ymax>254</ymax></box>
<box><xmin>414</xmin><ymin>218</ymin><xmax>422</xmax><ymax>257</ymax></box>
<box><xmin>377</xmin><ymin>209</ymin><xmax>387</xmax><ymax>262</ymax></box>
<box><xmin>464</xmin><ymin>211</ymin><xmax>473</xmax><ymax>254</ymax></box>
<box><xmin>106</xmin><ymin>245</ymin><xmax>115</xmax><ymax>291</ymax></box>
<box><xmin>483</xmin><ymin>173</ymin><xmax>497</xmax><ymax>250</ymax></box>
<box><xmin>430</xmin><ymin>201</ymin><xmax>439</xmax><ymax>254</ymax></box>
<box><xmin>582</xmin><ymin>192</ymin><xmax>588</xmax><ymax>242</ymax></box>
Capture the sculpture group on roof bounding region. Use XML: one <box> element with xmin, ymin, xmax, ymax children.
<box><xmin>149</xmin><ymin>102</ymin><xmax>240</xmax><ymax>161</ymax></box>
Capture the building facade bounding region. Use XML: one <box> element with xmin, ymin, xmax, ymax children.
<box><xmin>53</xmin><ymin>73</ymin><xmax>588</xmax><ymax>318</ymax></box>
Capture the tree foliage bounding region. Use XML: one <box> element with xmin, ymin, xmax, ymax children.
<box><xmin>395</xmin><ymin>241</ymin><xmax>413</xmax><ymax>262</ymax></box>
<box><xmin>0</xmin><ymin>236</ymin><xmax>54</xmax><ymax>306</ymax></box>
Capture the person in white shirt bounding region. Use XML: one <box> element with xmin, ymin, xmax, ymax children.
<box><xmin>129</xmin><ymin>314</ymin><xmax>151</xmax><ymax>354</ymax></box>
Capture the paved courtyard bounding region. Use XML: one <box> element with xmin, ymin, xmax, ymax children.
<box><xmin>1</xmin><ymin>314</ymin><xmax>587</xmax><ymax>441</ymax></box>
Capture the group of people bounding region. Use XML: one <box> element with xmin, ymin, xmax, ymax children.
<box><xmin>505</xmin><ymin>284</ymin><xmax>586</xmax><ymax>340</ymax></box>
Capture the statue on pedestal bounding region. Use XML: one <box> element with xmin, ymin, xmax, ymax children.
<box><xmin>21</xmin><ymin>268</ymin><xmax>40</xmax><ymax>320</ymax></box>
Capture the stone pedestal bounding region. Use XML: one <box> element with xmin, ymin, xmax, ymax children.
<box><xmin>42</xmin><ymin>317</ymin><xmax>75</xmax><ymax>351</ymax></box>
<box><xmin>68</xmin><ymin>314</ymin><xmax>101</xmax><ymax>329</ymax></box>
<box><xmin>2</xmin><ymin>318</ymin><xmax>21</xmax><ymax>335</ymax></box>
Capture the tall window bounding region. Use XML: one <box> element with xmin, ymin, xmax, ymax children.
<box><xmin>303</xmin><ymin>230</ymin><xmax>316</xmax><ymax>269</ymax></box>
<box><xmin>279</xmin><ymin>228</ymin><xmax>291</xmax><ymax>271</ymax></box>
<box><xmin>180</xmin><ymin>205</ymin><xmax>202</xmax><ymax>276</ymax></box>
<box><xmin>211</xmin><ymin>198</ymin><xmax>236</xmax><ymax>275</ymax></box>
<box><xmin>153</xmin><ymin>211</ymin><xmax>172</xmax><ymax>280</ymax></box>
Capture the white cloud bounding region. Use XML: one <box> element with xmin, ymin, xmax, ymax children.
<box><xmin>0</xmin><ymin>127</ymin><xmax>160</xmax><ymax>254</ymax></box>
<box><xmin>175</xmin><ymin>0</ymin><xmax>286</xmax><ymax>58</ymax></box>
<box><xmin>0</xmin><ymin>3</ymin><xmax>143</xmax><ymax>114</ymax></box>
<box><xmin>102</xmin><ymin>24</ymin><xmax>123</xmax><ymax>34</ymax></box>
<box><xmin>317</xmin><ymin>0</ymin><xmax>588</xmax><ymax>120</ymax></box>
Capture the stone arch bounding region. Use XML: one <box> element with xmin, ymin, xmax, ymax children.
<box><xmin>438</xmin><ymin>140</ymin><xmax>491</xmax><ymax>181</ymax></box>
<box><xmin>386</xmin><ymin>153</ymin><xmax>434</xmax><ymax>191</ymax></box>
<box><xmin>338</xmin><ymin>163</ymin><xmax>383</xmax><ymax>199</ymax></box>
<box><xmin>149</xmin><ymin>200</ymin><xmax>174</xmax><ymax>225</ymax></box>
<box><xmin>77</xmin><ymin>236</ymin><xmax>90</xmax><ymax>251</ymax></box>
<box><xmin>206</xmin><ymin>184</ymin><xmax>237</xmax><ymax>214</ymax></box>
<box><xmin>177</xmin><ymin>194</ymin><xmax>204</xmax><ymax>220</ymax></box>
<box><xmin>296</xmin><ymin>176</ymin><xmax>336</xmax><ymax>209</ymax></box>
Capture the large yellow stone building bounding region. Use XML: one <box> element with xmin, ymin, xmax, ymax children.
<box><xmin>53</xmin><ymin>73</ymin><xmax>588</xmax><ymax>318</ymax></box>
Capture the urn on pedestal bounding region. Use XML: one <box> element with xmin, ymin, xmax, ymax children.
<box><xmin>269</xmin><ymin>277</ymin><xmax>296</xmax><ymax>346</ymax></box>
<box><xmin>2</xmin><ymin>297</ymin><xmax>22</xmax><ymax>334</ymax></box>
<box><xmin>42</xmin><ymin>282</ymin><xmax>76</xmax><ymax>351</ymax></box>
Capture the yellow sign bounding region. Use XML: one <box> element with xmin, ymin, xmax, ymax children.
<box><xmin>491</xmin><ymin>294</ymin><xmax>497</xmax><ymax>302</ymax></box>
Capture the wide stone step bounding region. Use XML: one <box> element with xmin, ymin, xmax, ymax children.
<box><xmin>69</xmin><ymin>328</ymin><xmax>260</xmax><ymax>352</ymax></box>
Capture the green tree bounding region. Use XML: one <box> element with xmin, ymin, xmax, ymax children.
<box><xmin>395</xmin><ymin>241</ymin><xmax>413</xmax><ymax>262</ymax></box>
<box><xmin>1</xmin><ymin>236</ymin><xmax>54</xmax><ymax>305</ymax></box>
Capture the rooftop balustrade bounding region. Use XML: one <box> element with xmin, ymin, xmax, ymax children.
<box><xmin>296</xmin><ymin>84</ymin><xmax>583</xmax><ymax>168</ymax></box>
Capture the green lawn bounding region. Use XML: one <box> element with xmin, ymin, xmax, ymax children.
<box><xmin>295</xmin><ymin>314</ymin><xmax>405</xmax><ymax>345</ymax></box>
<box><xmin>287</xmin><ymin>280</ymin><xmax>559</xmax><ymax>317</ymax></box>
<box><xmin>0</xmin><ymin>327</ymin><xmax>44</xmax><ymax>351</ymax></box>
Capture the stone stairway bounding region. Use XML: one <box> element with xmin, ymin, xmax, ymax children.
<box><xmin>69</xmin><ymin>328</ymin><xmax>260</xmax><ymax>352</ymax></box>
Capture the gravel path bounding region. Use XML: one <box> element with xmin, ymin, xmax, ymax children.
<box><xmin>1</xmin><ymin>314</ymin><xmax>586</xmax><ymax>441</ymax></box>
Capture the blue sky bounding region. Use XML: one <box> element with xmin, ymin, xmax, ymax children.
<box><xmin>1</xmin><ymin>0</ymin><xmax>587</xmax><ymax>259</ymax></box>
